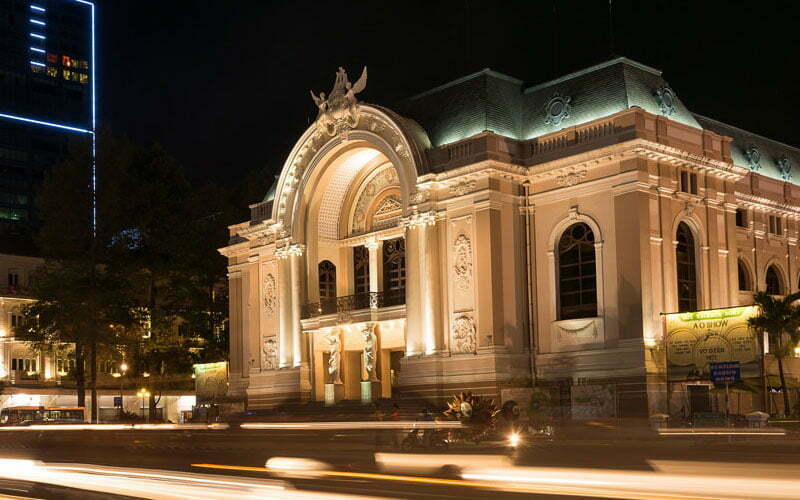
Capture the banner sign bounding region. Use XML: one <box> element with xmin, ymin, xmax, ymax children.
<box><xmin>709</xmin><ymin>361</ymin><xmax>741</xmax><ymax>385</ymax></box>
<box><xmin>664</xmin><ymin>306</ymin><xmax>758</xmax><ymax>382</ymax></box>
<box><xmin>193</xmin><ymin>362</ymin><xmax>229</xmax><ymax>404</ymax></box>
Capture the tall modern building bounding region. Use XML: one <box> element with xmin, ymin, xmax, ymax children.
<box><xmin>0</xmin><ymin>0</ymin><xmax>95</xmax><ymax>251</ymax></box>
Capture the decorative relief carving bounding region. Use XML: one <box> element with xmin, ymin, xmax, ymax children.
<box><xmin>777</xmin><ymin>156</ymin><xmax>792</xmax><ymax>181</ymax></box>
<box><xmin>745</xmin><ymin>146</ymin><xmax>762</xmax><ymax>171</ymax></box>
<box><xmin>453</xmin><ymin>234</ymin><xmax>473</xmax><ymax>292</ymax></box>
<box><xmin>449</xmin><ymin>180</ymin><xmax>477</xmax><ymax>196</ymax></box>
<box><xmin>275</xmin><ymin>243</ymin><xmax>305</xmax><ymax>259</ymax></box>
<box><xmin>555</xmin><ymin>166</ymin><xmax>588</xmax><ymax>186</ymax></box>
<box><xmin>452</xmin><ymin>316</ymin><xmax>476</xmax><ymax>354</ymax></box>
<box><xmin>310</xmin><ymin>66</ymin><xmax>368</xmax><ymax>137</ymax></box>
<box><xmin>263</xmin><ymin>274</ymin><xmax>277</xmax><ymax>316</ymax></box>
<box><xmin>654</xmin><ymin>86</ymin><xmax>678</xmax><ymax>117</ymax></box>
<box><xmin>544</xmin><ymin>92</ymin><xmax>572</xmax><ymax>126</ymax></box>
<box><xmin>555</xmin><ymin>318</ymin><xmax>600</xmax><ymax>347</ymax></box>
<box><xmin>410</xmin><ymin>189</ymin><xmax>429</xmax><ymax>204</ymax></box>
<box><xmin>351</xmin><ymin>165</ymin><xmax>400</xmax><ymax>234</ymax></box>
<box><xmin>262</xmin><ymin>336</ymin><xmax>278</xmax><ymax>370</ymax></box>
<box><xmin>402</xmin><ymin>210</ymin><xmax>438</xmax><ymax>228</ymax></box>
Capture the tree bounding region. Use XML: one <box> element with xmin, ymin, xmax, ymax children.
<box><xmin>17</xmin><ymin>133</ymin><xmax>137</xmax><ymax>419</ymax></box>
<box><xmin>748</xmin><ymin>291</ymin><xmax>800</xmax><ymax>416</ymax></box>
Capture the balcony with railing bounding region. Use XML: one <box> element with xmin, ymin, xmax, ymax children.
<box><xmin>301</xmin><ymin>289</ymin><xmax>405</xmax><ymax>320</ymax></box>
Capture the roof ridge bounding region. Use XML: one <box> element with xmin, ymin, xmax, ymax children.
<box><xmin>403</xmin><ymin>68</ymin><xmax>522</xmax><ymax>102</ymax></box>
<box><xmin>695</xmin><ymin>113</ymin><xmax>800</xmax><ymax>152</ymax></box>
<box><xmin>523</xmin><ymin>56</ymin><xmax>662</xmax><ymax>94</ymax></box>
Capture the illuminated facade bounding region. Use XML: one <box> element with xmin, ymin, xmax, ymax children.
<box><xmin>0</xmin><ymin>0</ymin><xmax>95</xmax><ymax>246</ymax></box>
<box><xmin>222</xmin><ymin>59</ymin><xmax>800</xmax><ymax>417</ymax></box>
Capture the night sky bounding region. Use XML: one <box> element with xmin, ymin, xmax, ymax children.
<box><xmin>99</xmin><ymin>0</ymin><xmax>800</xmax><ymax>191</ymax></box>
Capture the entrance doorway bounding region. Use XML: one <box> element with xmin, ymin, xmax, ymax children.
<box><xmin>688</xmin><ymin>385</ymin><xmax>711</xmax><ymax>414</ymax></box>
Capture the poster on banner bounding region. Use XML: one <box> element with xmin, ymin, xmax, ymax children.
<box><xmin>664</xmin><ymin>306</ymin><xmax>759</xmax><ymax>382</ymax></box>
<box><xmin>193</xmin><ymin>362</ymin><xmax>229</xmax><ymax>404</ymax></box>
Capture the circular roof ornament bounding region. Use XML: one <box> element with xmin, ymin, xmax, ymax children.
<box><xmin>654</xmin><ymin>86</ymin><xmax>677</xmax><ymax>117</ymax></box>
<box><xmin>544</xmin><ymin>92</ymin><xmax>572</xmax><ymax>127</ymax></box>
<box><xmin>745</xmin><ymin>146</ymin><xmax>762</xmax><ymax>171</ymax></box>
<box><xmin>777</xmin><ymin>156</ymin><xmax>792</xmax><ymax>181</ymax></box>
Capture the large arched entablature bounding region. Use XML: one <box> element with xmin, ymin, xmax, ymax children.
<box><xmin>271</xmin><ymin>104</ymin><xmax>431</xmax><ymax>244</ymax></box>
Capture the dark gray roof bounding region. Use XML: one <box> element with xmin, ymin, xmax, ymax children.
<box><xmin>397</xmin><ymin>57</ymin><xmax>699</xmax><ymax>147</ymax></box>
<box><xmin>695</xmin><ymin>114</ymin><xmax>800</xmax><ymax>184</ymax></box>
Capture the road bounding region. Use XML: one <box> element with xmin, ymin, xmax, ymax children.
<box><xmin>1</xmin><ymin>424</ymin><xmax>799</xmax><ymax>499</ymax></box>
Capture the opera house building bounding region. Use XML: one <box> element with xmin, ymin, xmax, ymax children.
<box><xmin>220</xmin><ymin>58</ymin><xmax>800</xmax><ymax>418</ymax></box>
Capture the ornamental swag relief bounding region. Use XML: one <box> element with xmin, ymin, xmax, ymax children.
<box><xmin>263</xmin><ymin>274</ymin><xmax>277</xmax><ymax>316</ymax></box>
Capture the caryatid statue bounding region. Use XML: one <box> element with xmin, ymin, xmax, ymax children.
<box><xmin>362</xmin><ymin>323</ymin><xmax>377</xmax><ymax>381</ymax></box>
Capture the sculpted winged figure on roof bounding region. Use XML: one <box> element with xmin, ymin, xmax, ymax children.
<box><xmin>310</xmin><ymin>66</ymin><xmax>368</xmax><ymax>136</ymax></box>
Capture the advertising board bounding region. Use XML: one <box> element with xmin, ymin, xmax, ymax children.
<box><xmin>664</xmin><ymin>306</ymin><xmax>758</xmax><ymax>382</ymax></box>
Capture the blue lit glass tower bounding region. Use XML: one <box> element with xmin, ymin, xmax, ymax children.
<box><xmin>0</xmin><ymin>0</ymin><xmax>95</xmax><ymax>252</ymax></box>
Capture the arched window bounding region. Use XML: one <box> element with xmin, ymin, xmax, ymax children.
<box><xmin>558</xmin><ymin>223</ymin><xmax>597</xmax><ymax>320</ymax></box>
<box><xmin>738</xmin><ymin>260</ymin><xmax>752</xmax><ymax>291</ymax></box>
<box><xmin>676</xmin><ymin>222</ymin><xmax>698</xmax><ymax>312</ymax></box>
<box><xmin>318</xmin><ymin>260</ymin><xmax>337</xmax><ymax>301</ymax></box>
<box><xmin>766</xmin><ymin>265</ymin><xmax>783</xmax><ymax>295</ymax></box>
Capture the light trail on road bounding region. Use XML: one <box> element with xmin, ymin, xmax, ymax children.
<box><xmin>194</xmin><ymin>457</ymin><xmax>800</xmax><ymax>500</ymax></box>
<box><xmin>0</xmin><ymin>423</ymin><xmax>229</xmax><ymax>432</ymax></box>
<box><xmin>0</xmin><ymin>459</ymin><xmax>383</xmax><ymax>499</ymax></box>
<box><xmin>239</xmin><ymin>420</ymin><xmax>463</xmax><ymax>430</ymax></box>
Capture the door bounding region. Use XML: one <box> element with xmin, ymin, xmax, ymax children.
<box><xmin>688</xmin><ymin>385</ymin><xmax>711</xmax><ymax>414</ymax></box>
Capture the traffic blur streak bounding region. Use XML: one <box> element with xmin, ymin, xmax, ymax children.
<box><xmin>207</xmin><ymin>455</ymin><xmax>800</xmax><ymax>500</ymax></box>
<box><xmin>657</xmin><ymin>427</ymin><xmax>786</xmax><ymax>436</ymax></box>
<box><xmin>0</xmin><ymin>423</ymin><xmax>229</xmax><ymax>431</ymax></box>
<box><xmin>240</xmin><ymin>420</ymin><xmax>463</xmax><ymax>430</ymax></box>
<box><xmin>461</xmin><ymin>464</ymin><xmax>800</xmax><ymax>500</ymax></box>
<box><xmin>0</xmin><ymin>459</ymin><xmax>385</xmax><ymax>500</ymax></box>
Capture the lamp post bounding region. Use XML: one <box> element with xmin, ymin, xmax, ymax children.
<box><xmin>118</xmin><ymin>362</ymin><xmax>128</xmax><ymax>420</ymax></box>
<box><xmin>137</xmin><ymin>388</ymin><xmax>150</xmax><ymax>422</ymax></box>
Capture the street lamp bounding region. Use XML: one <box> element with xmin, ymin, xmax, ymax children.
<box><xmin>137</xmin><ymin>388</ymin><xmax>151</xmax><ymax>422</ymax></box>
<box><xmin>118</xmin><ymin>362</ymin><xmax>128</xmax><ymax>420</ymax></box>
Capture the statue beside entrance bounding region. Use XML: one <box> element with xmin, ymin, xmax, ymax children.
<box><xmin>361</xmin><ymin>323</ymin><xmax>381</xmax><ymax>404</ymax></box>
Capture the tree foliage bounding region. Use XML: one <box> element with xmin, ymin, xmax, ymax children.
<box><xmin>15</xmin><ymin>131</ymin><xmax>233</xmax><ymax>419</ymax></box>
<box><xmin>748</xmin><ymin>291</ymin><xmax>800</xmax><ymax>415</ymax></box>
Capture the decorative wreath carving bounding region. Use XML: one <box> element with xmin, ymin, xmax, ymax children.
<box><xmin>453</xmin><ymin>234</ymin><xmax>473</xmax><ymax>292</ymax></box>
<box><xmin>544</xmin><ymin>92</ymin><xmax>572</xmax><ymax>126</ymax></box>
<box><xmin>452</xmin><ymin>316</ymin><xmax>476</xmax><ymax>354</ymax></box>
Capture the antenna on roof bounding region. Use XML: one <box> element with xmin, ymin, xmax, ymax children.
<box><xmin>608</xmin><ymin>0</ymin><xmax>616</xmax><ymax>56</ymax></box>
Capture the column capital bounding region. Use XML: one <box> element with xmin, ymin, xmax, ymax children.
<box><xmin>402</xmin><ymin>210</ymin><xmax>440</xmax><ymax>229</ymax></box>
<box><xmin>364</xmin><ymin>237</ymin><xmax>381</xmax><ymax>251</ymax></box>
<box><xmin>275</xmin><ymin>242</ymin><xmax>305</xmax><ymax>259</ymax></box>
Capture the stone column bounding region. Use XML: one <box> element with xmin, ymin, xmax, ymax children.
<box><xmin>365</xmin><ymin>237</ymin><xmax>382</xmax><ymax>295</ymax></box>
<box><xmin>288</xmin><ymin>245</ymin><xmax>305</xmax><ymax>367</ymax></box>
<box><xmin>276</xmin><ymin>251</ymin><xmax>294</xmax><ymax>368</ymax></box>
<box><xmin>404</xmin><ymin>211</ymin><xmax>444</xmax><ymax>355</ymax></box>
<box><xmin>404</xmin><ymin>221</ymin><xmax>423</xmax><ymax>356</ymax></box>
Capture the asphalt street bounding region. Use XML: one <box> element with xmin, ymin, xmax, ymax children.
<box><xmin>0</xmin><ymin>427</ymin><xmax>799</xmax><ymax>499</ymax></box>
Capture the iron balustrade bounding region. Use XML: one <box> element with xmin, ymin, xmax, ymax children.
<box><xmin>301</xmin><ymin>290</ymin><xmax>406</xmax><ymax>319</ymax></box>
